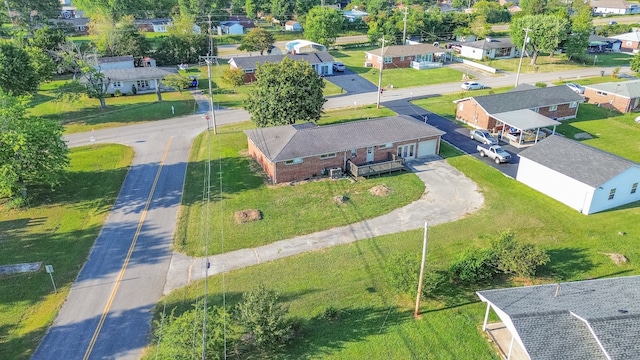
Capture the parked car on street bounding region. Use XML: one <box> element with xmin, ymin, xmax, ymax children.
<box><xmin>470</xmin><ymin>129</ymin><xmax>498</xmax><ymax>145</ymax></box>
<box><xmin>461</xmin><ymin>81</ymin><xmax>484</xmax><ymax>90</ymax></box>
<box><xmin>566</xmin><ymin>83</ymin><xmax>585</xmax><ymax>94</ymax></box>
<box><xmin>333</xmin><ymin>62</ymin><xmax>345</xmax><ymax>72</ymax></box>
<box><xmin>477</xmin><ymin>144</ymin><xmax>511</xmax><ymax>164</ymax></box>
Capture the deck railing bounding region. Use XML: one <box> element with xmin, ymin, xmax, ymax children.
<box><xmin>346</xmin><ymin>158</ymin><xmax>405</xmax><ymax>178</ymax></box>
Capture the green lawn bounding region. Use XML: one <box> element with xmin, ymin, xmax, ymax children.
<box><xmin>30</xmin><ymin>80</ymin><xmax>197</xmax><ymax>134</ymax></box>
<box><xmin>479</xmin><ymin>52</ymin><xmax>632</xmax><ymax>73</ymax></box>
<box><xmin>331</xmin><ymin>47</ymin><xmax>465</xmax><ymax>89</ymax></box>
<box><xmin>174</xmin><ymin>106</ymin><xmax>417</xmax><ymax>257</ymax></box>
<box><xmin>0</xmin><ymin>144</ymin><xmax>133</xmax><ymax>360</ymax></box>
<box><xmin>154</xmin><ymin>137</ymin><xmax>640</xmax><ymax>358</ymax></box>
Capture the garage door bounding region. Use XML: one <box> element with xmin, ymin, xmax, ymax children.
<box><xmin>417</xmin><ymin>140</ymin><xmax>437</xmax><ymax>157</ymax></box>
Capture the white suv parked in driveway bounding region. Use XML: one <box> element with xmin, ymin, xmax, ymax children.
<box><xmin>333</xmin><ymin>62</ymin><xmax>345</xmax><ymax>72</ymax></box>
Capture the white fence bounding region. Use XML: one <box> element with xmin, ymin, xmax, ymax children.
<box><xmin>411</xmin><ymin>61</ymin><xmax>444</xmax><ymax>70</ymax></box>
<box><xmin>452</xmin><ymin>57</ymin><xmax>497</xmax><ymax>74</ymax></box>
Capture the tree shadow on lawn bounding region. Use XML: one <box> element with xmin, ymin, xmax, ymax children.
<box><xmin>284</xmin><ymin>306</ymin><xmax>405</xmax><ymax>359</ymax></box>
<box><xmin>542</xmin><ymin>247</ymin><xmax>595</xmax><ymax>280</ymax></box>
<box><xmin>29</xmin><ymin>92</ymin><xmax>56</xmax><ymax>108</ymax></box>
<box><xmin>0</xmin><ymin>217</ymin><xmax>47</xmax><ymax>245</ymax></box>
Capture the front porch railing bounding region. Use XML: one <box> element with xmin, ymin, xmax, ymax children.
<box><xmin>346</xmin><ymin>158</ymin><xmax>405</xmax><ymax>178</ymax></box>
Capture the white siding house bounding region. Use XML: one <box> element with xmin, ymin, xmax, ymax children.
<box><xmin>284</xmin><ymin>20</ymin><xmax>302</xmax><ymax>31</ymax></box>
<box><xmin>458</xmin><ymin>37</ymin><xmax>516</xmax><ymax>60</ymax></box>
<box><xmin>516</xmin><ymin>135</ymin><xmax>640</xmax><ymax>214</ymax></box>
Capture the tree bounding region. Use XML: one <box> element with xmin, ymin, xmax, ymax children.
<box><xmin>0</xmin><ymin>91</ymin><xmax>69</xmax><ymax>201</ymax></box>
<box><xmin>238</xmin><ymin>27</ymin><xmax>275</xmax><ymax>55</ymax></box>
<box><xmin>31</xmin><ymin>26</ymin><xmax>67</xmax><ymax>54</ymax></box>
<box><xmin>154</xmin><ymin>33</ymin><xmax>211</xmax><ymax>66</ymax></box>
<box><xmin>245</xmin><ymin>0</ymin><xmax>257</xmax><ymax>18</ymax></box>
<box><xmin>0</xmin><ymin>43</ymin><xmax>40</xmax><ymax>96</ymax></box>
<box><xmin>491</xmin><ymin>231</ymin><xmax>549</xmax><ymax>278</ymax></box>
<box><xmin>90</xmin><ymin>14</ymin><xmax>149</xmax><ymax>57</ymax></box>
<box><xmin>470</xmin><ymin>15</ymin><xmax>491</xmax><ymax>39</ymax></box>
<box><xmin>221</xmin><ymin>67</ymin><xmax>245</xmax><ymax>92</ymax></box>
<box><xmin>162</xmin><ymin>74</ymin><xmax>192</xmax><ymax>93</ymax></box>
<box><xmin>271</xmin><ymin>0</ymin><xmax>294</xmax><ymax>24</ymax></box>
<box><xmin>565</xmin><ymin>5</ymin><xmax>592</xmax><ymax>61</ymax></box>
<box><xmin>304</xmin><ymin>6</ymin><xmax>344</xmax><ymax>48</ymax></box>
<box><xmin>472</xmin><ymin>0</ymin><xmax>511</xmax><ymax>23</ymax></box>
<box><xmin>235</xmin><ymin>285</ymin><xmax>292</xmax><ymax>351</ymax></box>
<box><xmin>510</xmin><ymin>14</ymin><xmax>569</xmax><ymax>65</ymax></box>
<box><xmin>55</xmin><ymin>61</ymin><xmax>111</xmax><ymax>109</ymax></box>
<box><xmin>244</xmin><ymin>57</ymin><xmax>326</xmax><ymax>127</ymax></box>
<box><xmin>25</xmin><ymin>47</ymin><xmax>56</xmax><ymax>84</ymax></box>
<box><xmin>6</xmin><ymin>0</ymin><xmax>60</xmax><ymax>31</ymax></box>
<box><xmin>631</xmin><ymin>52</ymin><xmax>640</xmax><ymax>73</ymax></box>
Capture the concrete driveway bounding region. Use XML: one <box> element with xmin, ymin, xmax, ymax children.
<box><xmin>323</xmin><ymin>69</ymin><xmax>379</xmax><ymax>95</ymax></box>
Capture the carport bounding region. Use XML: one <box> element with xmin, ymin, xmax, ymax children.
<box><xmin>492</xmin><ymin>109</ymin><xmax>561</xmax><ymax>147</ymax></box>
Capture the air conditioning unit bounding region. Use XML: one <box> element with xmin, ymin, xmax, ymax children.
<box><xmin>329</xmin><ymin>167</ymin><xmax>343</xmax><ymax>179</ymax></box>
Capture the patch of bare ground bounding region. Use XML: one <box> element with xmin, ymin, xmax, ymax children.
<box><xmin>601</xmin><ymin>253</ymin><xmax>629</xmax><ymax>265</ymax></box>
<box><xmin>234</xmin><ymin>209</ymin><xmax>262</xmax><ymax>224</ymax></box>
<box><xmin>369</xmin><ymin>184</ymin><xmax>391</xmax><ymax>196</ymax></box>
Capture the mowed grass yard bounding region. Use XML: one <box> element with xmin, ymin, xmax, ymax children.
<box><xmin>173</xmin><ymin>105</ymin><xmax>427</xmax><ymax>256</ymax></box>
<box><xmin>0</xmin><ymin>144</ymin><xmax>133</xmax><ymax>360</ymax></box>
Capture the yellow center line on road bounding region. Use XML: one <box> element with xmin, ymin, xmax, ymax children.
<box><xmin>83</xmin><ymin>137</ymin><xmax>173</xmax><ymax>360</ymax></box>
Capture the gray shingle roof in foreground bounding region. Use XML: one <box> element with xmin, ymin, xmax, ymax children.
<box><xmin>244</xmin><ymin>115</ymin><xmax>445</xmax><ymax>162</ymax></box>
<box><xmin>517</xmin><ymin>135</ymin><xmax>636</xmax><ymax>188</ymax></box>
<box><xmin>584</xmin><ymin>79</ymin><xmax>640</xmax><ymax>99</ymax></box>
<box><xmin>477</xmin><ymin>276</ymin><xmax>640</xmax><ymax>360</ymax></box>
<box><xmin>473</xmin><ymin>85</ymin><xmax>584</xmax><ymax>114</ymax></box>
<box><xmin>100</xmin><ymin>67</ymin><xmax>177</xmax><ymax>81</ymax></box>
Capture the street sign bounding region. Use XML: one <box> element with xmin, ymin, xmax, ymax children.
<box><xmin>45</xmin><ymin>265</ymin><xmax>54</xmax><ymax>273</ymax></box>
<box><xmin>45</xmin><ymin>265</ymin><xmax>57</xmax><ymax>293</ymax></box>
<box><xmin>205</xmin><ymin>115</ymin><xmax>211</xmax><ymax>120</ymax></box>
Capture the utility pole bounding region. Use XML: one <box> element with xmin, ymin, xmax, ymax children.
<box><xmin>376</xmin><ymin>37</ymin><xmax>385</xmax><ymax>109</ymax></box>
<box><xmin>514</xmin><ymin>28</ymin><xmax>531</xmax><ymax>88</ymax></box>
<box><xmin>207</xmin><ymin>14</ymin><xmax>218</xmax><ymax>134</ymax></box>
<box><xmin>402</xmin><ymin>5</ymin><xmax>408</xmax><ymax>45</ymax></box>
<box><xmin>414</xmin><ymin>222</ymin><xmax>429</xmax><ymax>318</ymax></box>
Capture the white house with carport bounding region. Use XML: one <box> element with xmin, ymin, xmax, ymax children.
<box><xmin>477</xmin><ymin>275</ymin><xmax>640</xmax><ymax>360</ymax></box>
<box><xmin>228</xmin><ymin>51</ymin><xmax>336</xmax><ymax>83</ymax></box>
<box><xmin>516</xmin><ymin>135</ymin><xmax>640</xmax><ymax>214</ymax></box>
<box><xmin>457</xmin><ymin>37</ymin><xmax>516</xmax><ymax>60</ymax></box>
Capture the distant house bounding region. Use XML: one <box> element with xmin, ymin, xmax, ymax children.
<box><xmin>285</xmin><ymin>39</ymin><xmax>327</xmax><ymax>54</ymax></box>
<box><xmin>94</xmin><ymin>55</ymin><xmax>174</xmax><ymax>95</ymax></box>
<box><xmin>588</xmin><ymin>35</ymin><xmax>622</xmax><ymax>53</ymax></box>
<box><xmin>284</xmin><ymin>20</ymin><xmax>302</xmax><ymax>31</ymax></box>
<box><xmin>343</xmin><ymin>9</ymin><xmax>368</xmax><ymax>22</ymax></box>
<box><xmin>244</xmin><ymin>116</ymin><xmax>445</xmax><ymax>184</ymax></box>
<box><xmin>51</xmin><ymin>18</ymin><xmax>89</xmax><ymax>34</ymax></box>
<box><xmin>610</xmin><ymin>31</ymin><xmax>640</xmax><ymax>53</ymax></box>
<box><xmin>219</xmin><ymin>16</ymin><xmax>255</xmax><ymax>35</ymax></box>
<box><xmin>135</xmin><ymin>19</ymin><xmax>201</xmax><ymax>34</ymax></box>
<box><xmin>457</xmin><ymin>37</ymin><xmax>517</xmax><ymax>60</ymax></box>
<box><xmin>229</xmin><ymin>51</ymin><xmax>335</xmax><ymax>83</ymax></box>
<box><xmin>364</xmin><ymin>43</ymin><xmax>452</xmax><ymax>70</ymax></box>
<box><xmin>454</xmin><ymin>85</ymin><xmax>583</xmax><ymax>136</ymax></box>
<box><xmin>583</xmin><ymin>80</ymin><xmax>640</xmax><ymax>113</ymax></box>
<box><xmin>590</xmin><ymin>0</ymin><xmax>640</xmax><ymax>15</ymax></box>
<box><xmin>477</xmin><ymin>276</ymin><xmax>640</xmax><ymax>359</ymax></box>
<box><xmin>516</xmin><ymin>135</ymin><xmax>640</xmax><ymax>214</ymax></box>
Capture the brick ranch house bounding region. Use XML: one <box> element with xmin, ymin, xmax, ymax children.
<box><xmin>244</xmin><ymin>115</ymin><xmax>445</xmax><ymax>184</ymax></box>
<box><xmin>364</xmin><ymin>43</ymin><xmax>452</xmax><ymax>70</ymax></box>
<box><xmin>229</xmin><ymin>51</ymin><xmax>336</xmax><ymax>83</ymax></box>
<box><xmin>583</xmin><ymin>80</ymin><xmax>640</xmax><ymax>113</ymax></box>
<box><xmin>454</xmin><ymin>85</ymin><xmax>584</xmax><ymax>132</ymax></box>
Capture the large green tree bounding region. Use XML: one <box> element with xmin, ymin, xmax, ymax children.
<box><xmin>245</xmin><ymin>57</ymin><xmax>326</xmax><ymax>127</ymax></box>
<box><xmin>565</xmin><ymin>5</ymin><xmax>593</xmax><ymax>60</ymax></box>
<box><xmin>238</xmin><ymin>27</ymin><xmax>275</xmax><ymax>55</ymax></box>
<box><xmin>55</xmin><ymin>61</ymin><xmax>111</xmax><ymax>109</ymax></box>
<box><xmin>510</xmin><ymin>14</ymin><xmax>569</xmax><ymax>65</ymax></box>
<box><xmin>0</xmin><ymin>43</ymin><xmax>40</xmax><ymax>96</ymax></box>
<box><xmin>5</xmin><ymin>0</ymin><xmax>60</xmax><ymax>31</ymax></box>
<box><xmin>0</xmin><ymin>91</ymin><xmax>69</xmax><ymax>200</ymax></box>
<box><xmin>90</xmin><ymin>14</ymin><xmax>149</xmax><ymax>57</ymax></box>
<box><xmin>304</xmin><ymin>6</ymin><xmax>344</xmax><ymax>48</ymax></box>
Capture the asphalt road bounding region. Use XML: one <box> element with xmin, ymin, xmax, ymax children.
<box><xmin>32</xmin><ymin>63</ymin><xmax>631</xmax><ymax>359</ymax></box>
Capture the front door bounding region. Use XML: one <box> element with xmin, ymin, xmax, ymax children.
<box><xmin>397</xmin><ymin>144</ymin><xmax>415</xmax><ymax>160</ymax></box>
<box><xmin>366</xmin><ymin>147</ymin><xmax>374</xmax><ymax>162</ymax></box>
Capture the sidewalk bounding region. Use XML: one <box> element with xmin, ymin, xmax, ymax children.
<box><xmin>163</xmin><ymin>157</ymin><xmax>484</xmax><ymax>294</ymax></box>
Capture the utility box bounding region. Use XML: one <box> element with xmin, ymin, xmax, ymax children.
<box><xmin>329</xmin><ymin>167</ymin><xmax>343</xmax><ymax>179</ymax></box>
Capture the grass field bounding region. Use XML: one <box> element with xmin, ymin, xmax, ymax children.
<box><xmin>30</xmin><ymin>80</ymin><xmax>197</xmax><ymax>134</ymax></box>
<box><xmin>0</xmin><ymin>144</ymin><xmax>133</xmax><ymax>360</ymax></box>
<box><xmin>173</xmin><ymin>106</ymin><xmax>422</xmax><ymax>257</ymax></box>
<box><xmin>478</xmin><ymin>52</ymin><xmax>632</xmax><ymax>73</ymax></box>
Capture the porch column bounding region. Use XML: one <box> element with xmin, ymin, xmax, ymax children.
<box><xmin>507</xmin><ymin>334</ymin><xmax>515</xmax><ymax>360</ymax></box>
<box><xmin>482</xmin><ymin>302</ymin><xmax>491</xmax><ymax>331</ymax></box>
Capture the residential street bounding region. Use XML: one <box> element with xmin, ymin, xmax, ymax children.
<box><xmin>33</xmin><ymin>64</ymin><xmax>631</xmax><ymax>359</ymax></box>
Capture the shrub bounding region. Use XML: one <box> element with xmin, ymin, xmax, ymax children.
<box><xmin>114</xmin><ymin>89</ymin><xmax>122</xmax><ymax>97</ymax></box>
<box><xmin>449</xmin><ymin>248</ymin><xmax>498</xmax><ymax>284</ymax></box>
<box><xmin>132</xmin><ymin>85</ymin><xmax>137</xmax><ymax>95</ymax></box>
<box><xmin>612</xmin><ymin>66</ymin><xmax>620</xmax><ymax>78</ymax></box>
<box><xmin>535</xmin><ymin>82</ymin><xmax>547</xmax><ymax>88</ymax></box>
<box><xmin>235</xmin><ymin>285</ymin><xmax>292</xmax><ymax>352</ymax></box>
<box><xmin>385</xmin><ymin>252</ymin><xmax>443</xmax><ymax>298</ymax></box>
<box><xmin>491</xmin><ymin>231</ymin><xmax>550</xmax><ymax>278</ymax></box>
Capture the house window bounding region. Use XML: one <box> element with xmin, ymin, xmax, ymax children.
<box><xmin>399</xmin><ymin>56</ymin><xmax>405</xmax><ymax>61</ymax></box>
<box><xmin>627</xmin><ymin>41</ymin><xmax>632</xmax><ymax>46</ymax></box>
<box><xmin>384</xmin><ymin>57</ymin><xmax>392</xmax><ymax>64</ymax></box>
<box><xmin>136</xmin><ymin>80</ymin><xmax>149</xmax><ymax>88</ymax></box>
<box><xmin>596</xmin><ymin>91</ymin><xmax>608</xmax><ymax>96</ymax></box>
<box><xmin>533</xmin><ymin>107</ymin><xmax>539</xmax><ymax>113</ymax></box>
<box><xmin>608</xmin><ymin>188</ymin><xmax>616</xmax><ymax>200</ymax></box>
<box><xmin>320</xmin><ymin>153</ymin><xmax>336</xmax><ymax>159</ymax></box>
<box><xmin>569</xmin><ymin>101</ymin><xmax>578</xmax><ymax>108</ymax></box>
<box><xmin>243</xmin><ymin>69</ymin><xmax>254</xmax><ymax>74</ymax></box>
<box><xmin>113</xmin><ymin>81</ymin><xmax>122</xmax><ymax>88</ymax></box>
<box><xmin>632</xmin><ymin>183</ymin><xmax>638</xmax><ymax>194</ymax></box>
<box><xmin>378</xmin><ymin>143</ymin><xmax>392</xmax><ymax>149</ymax></box>
<box><xmin>285</xmin><ymin>158</ymin><xmax>303</xmax><ymax>165</ymax></box>
<box><xmin>549</xmin><ymin>105</ymin><xmax>558</xmax><ymax>111</ymax></box>
<box><xmin>459</xmin><ymin>103</ymin><xmax>463</xmax><ymax>111</ymax></box>
<box><xmin>351</xmin><ymin>149</ymin><xmax>357</xmax><ymax>157</ymax></box>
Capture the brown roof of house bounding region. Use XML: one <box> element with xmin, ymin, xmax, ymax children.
<box><xmin>366</xmin><ymin>43</ymin><xmax>450</xmax><ymax>57</ymax></box>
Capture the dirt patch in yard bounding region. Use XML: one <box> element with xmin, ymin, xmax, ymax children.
<box><xmin>369</xmin><ymin>184</ymin><xmax>391</xmax><ymax>197</ymax></box>
<box><xmin>602</xmin><ymin>252</ymin><xmax>629</xmax><ymax>265</ymax></box>
<box><xmin>234</xmin><ymin>209</ymin><xmax>262</xmax><ymax>224</ymax></box>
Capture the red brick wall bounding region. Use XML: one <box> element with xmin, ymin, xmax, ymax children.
<box><xmin>619</xmin><ymin>40</ymin><xmax>639</xmax><ymax>52</ymax></box>
<box><xmin>537</xmin><ymin>103</ymin><xmax>579</xmax><ymax>120</ymax></box>
<box><xmin>455</xmin><ymin>99</ymin><xmax>495</xmax><ymax>129</ymax></box>
<box><xmin>242</xmin><ymin>72</ymin><xmax>257</xmax><ymax>84</ymax></box>
<box><xmin>251</xmin><ymin>138</ymin><xmax>440</xmax><ymax>184</ymax></box>
<box><xmin>584</xmin><ymin>88</ymin><xmax>630</xmax><ymax>113</ymax></box>
<box><xmin>367</xmin><ymin>54</ymin><xmax>417</xmax><ymax>70</ymax></box>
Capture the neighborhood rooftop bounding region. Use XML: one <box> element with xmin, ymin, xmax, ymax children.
<box><xmin>98</xmin><ymin>55</ymin><xmax>134</xmax><ymax>64</ymax></box>
<box><xmin>471</xmin><ymin>85</ymin><xmax>584</xmax><ymax>114</ymax></box>
<box><xmin>478</xmin><ymin>276</ymin><xmax>640</xmax><ymax>359</ymax></box>
<box><xmin>584</xmin><ymin>79</ymin><xmax>640</xmax><ymax>98</ymax></box>
<box><xmin>230</xmin><ymin>51</ymin><xmax>335</xmax><ymax>69</ymax></box>
<box><xmin>518</xmin><ymin>135</ymin><xmax>637</xmax><ymax>187</ymax></box>
<box><xmin>460</xmin><ymin>37</ymin><xmax>514</xmax><ymax>50</ymax></box>
<box><xmin>244</xmin><ymin>115</ymin><xmax>445</xmax><ymax>162</ymax></box>
<box><xmin>367</xmin><ymin>43</ymin><xmax>449</xmax><ymax>56</ymax></box>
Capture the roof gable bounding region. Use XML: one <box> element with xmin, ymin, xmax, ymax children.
<box><xmin>584</xmin><ymin>79</ymin><xmax>640</xmax><ymax>99</ymax></box>
<box><xmin>472</xmin><ymin>85</ymin><xmax>584</xmax><ymax>113</ymax></box>
<box><xmin>518</xmin><ymin>135</ymin><xmax>636</xmax><ymax>187</ymax></box>
<box><xmin>611</xmin><ymin>32</ymin><xmax>640</xmax><ymax>41</ymax></box>
<box><xmin>244</xmin><ymin>116</ymin><xmax>445</xmax><ymax>162</ymax></box>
